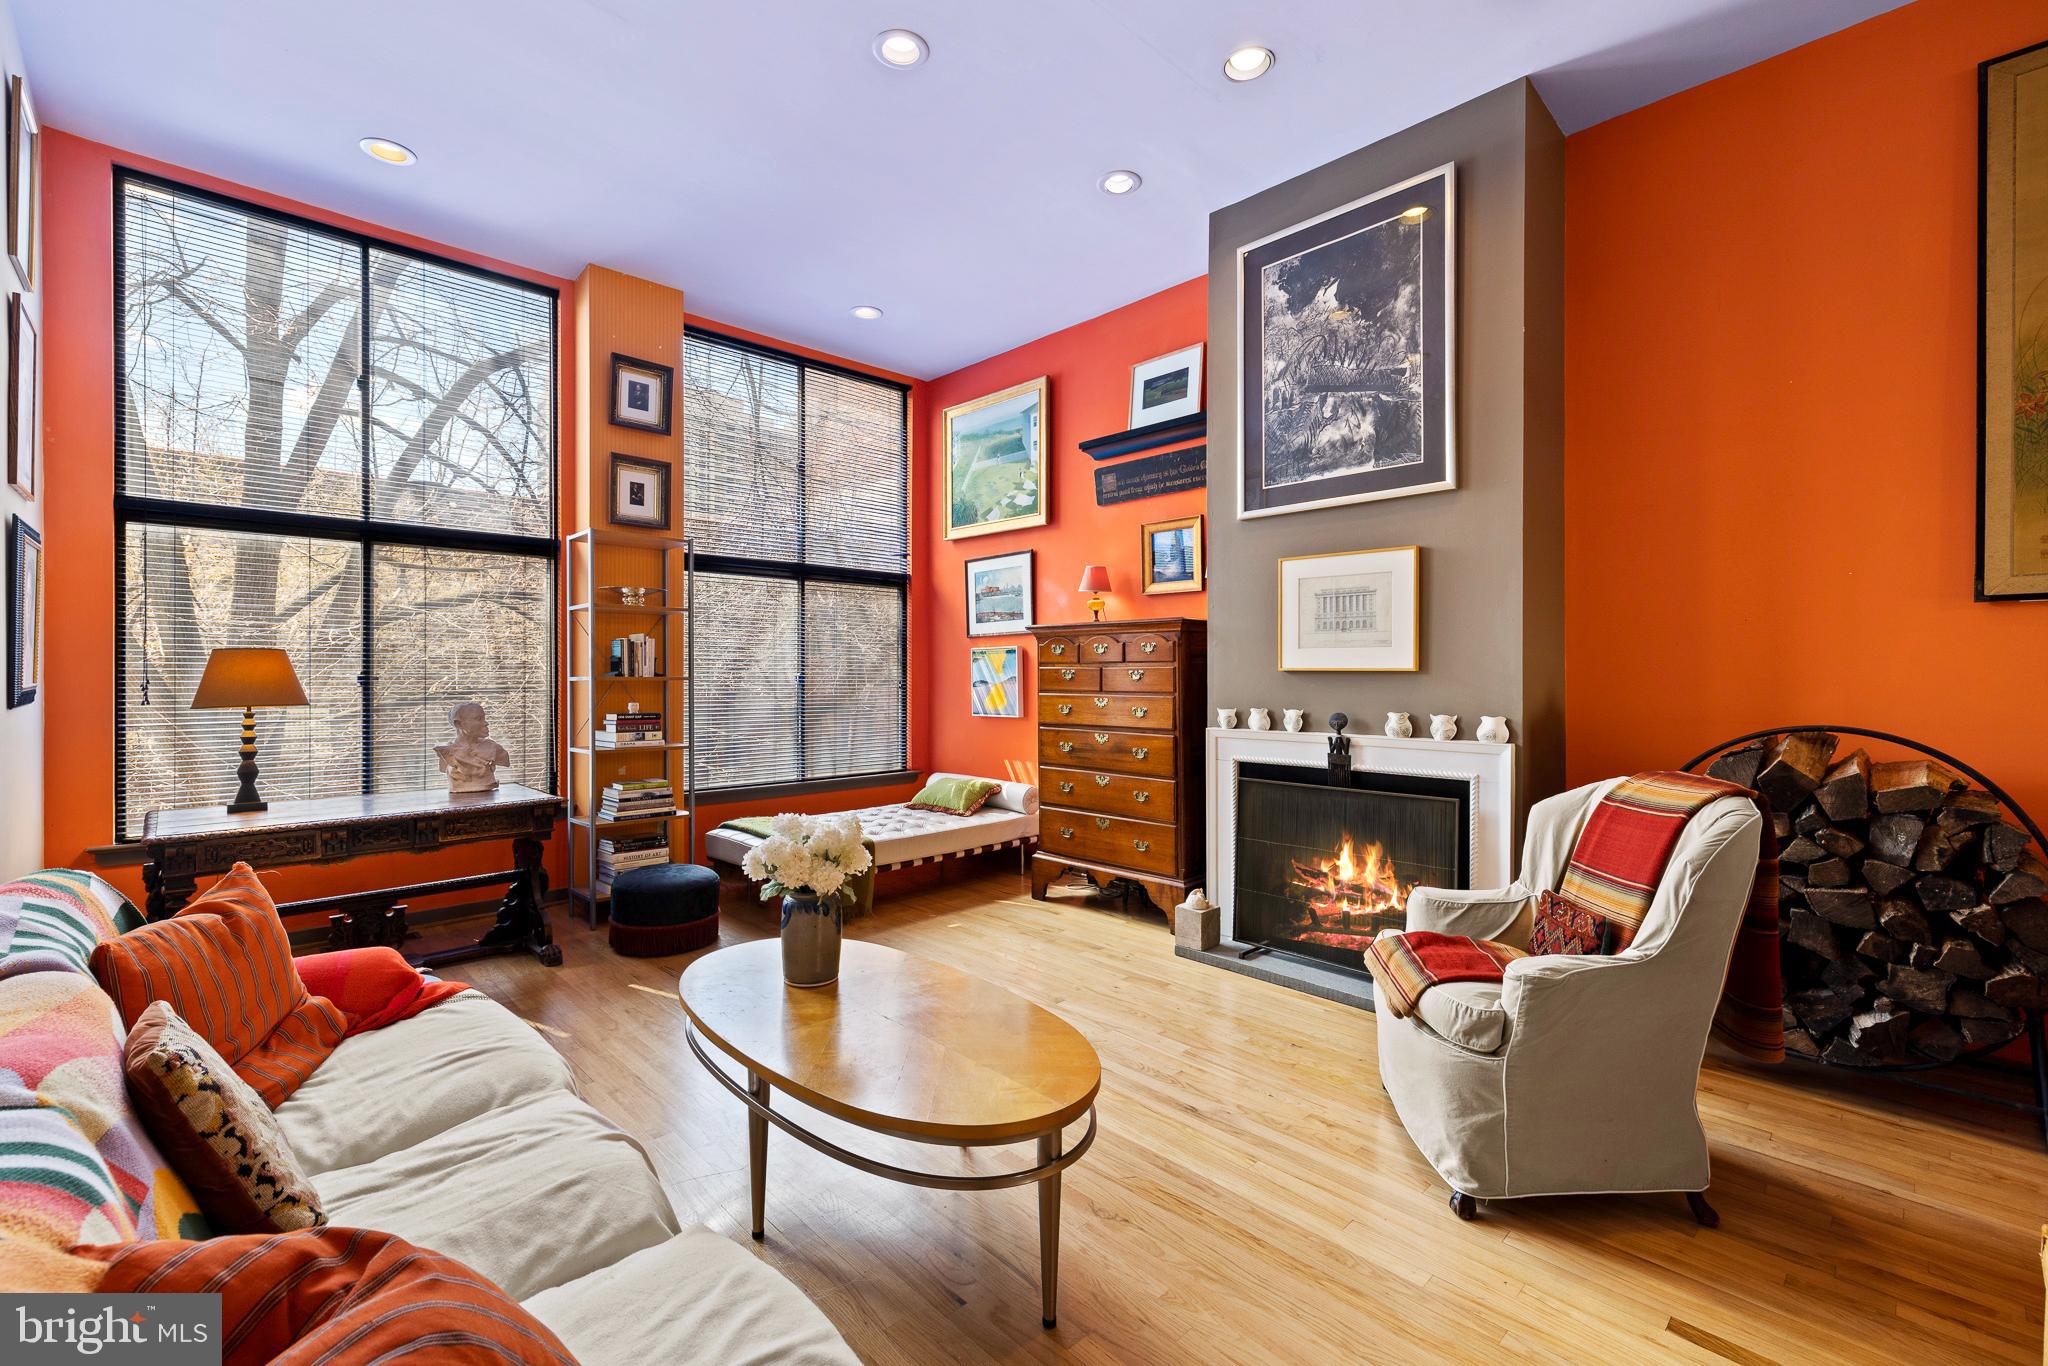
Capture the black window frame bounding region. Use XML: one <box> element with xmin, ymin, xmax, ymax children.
<box><xmin>684</xmin><ymin>324</ymin><xmax>912</xmax><ymax>802</ymax></box>
<box><xmin>111</xmin><ymin>169</ymin><xmax>560</xmax><ymax>840</ymax></box>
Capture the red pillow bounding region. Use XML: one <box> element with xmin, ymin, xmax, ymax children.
<box><xmin>90</xmin><ymin>863</ymin><xmax>344</xmax><ymax>1107</ymax></box>
<box><xmin>77</xmin><ymin>1228</ymin><xmax>576</xmax><ymax>1366</ymax></box>
<box><xmin>1528</xmin><ymin>890</ymin><xmax>1614</xmax><ymax>957</ymax></box>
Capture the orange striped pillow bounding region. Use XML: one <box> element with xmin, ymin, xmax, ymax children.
<box><xmin>90</xmin><ymin>864</ymin><xmax>344</xmax><ymax>1107</ymax></box>
<box><xmin>78</xmin><ymin>1228</ymin><xmax>577</xmax><ymax>1366</ymax></box>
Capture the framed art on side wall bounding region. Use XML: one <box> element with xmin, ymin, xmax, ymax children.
<box><xmin>1238</xmin><ymin>164</ymin><xmax>1455</xmax><ymax>519</ymax></box>
<box><xmin>8</xmin><ymin>513</ymin><xmax>39</xmax><ymax>708</ymax></box>
<box><xmin>944</xmin><ymin>377</ymin><xmax>1048</xmax><ymax>540</ymax></box>
<box><xmin>964</xmin><ymin>549</ymin><xmax>1034</xmax><ymax>637</ymax></box>
<box><xmin>969</xmin><ymin>645</ymin><xmax>1021</xmax><ymax>718</ymax></box>
<box><xmin>1979</xmin><ymin>40</ymin><xmax>2048</xmax><ymax>599</ymax></box>
<box><xmin>7</xmin><ymin>291</ymin><xmax>31</xmax><ymax>499</ymax></box>
<box><xmin>608</xmin><ymin>453</ymin><xmax>671</xmax><ymax>529</ymax></box>
<box><xmin>1277</xmin><ymin>545</ymin><xmax>1419</xmax><ymax>672</ymax></box>
<box><xmin>1141</xmin><ymin>515</ymin><xmax>1203</xmax><ymax>594</ymax></box>
<box><xmin>610</xmin><ymin>354</ymin><xmax>673</xmax><ymax>434</ymax></box>
<box><xmin>7</xmin><ymin>73</ymin><xmax>34</xmax><ymax>290</ymax></box>
<box><xmin>1129</xmin><ymin>343</ymin><xmax>1202</xmax><ymax>428</ymax></box>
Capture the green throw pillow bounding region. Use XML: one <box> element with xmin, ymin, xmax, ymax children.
<box><xmin>907</xmin><ymin>776</ymin><xmax>1002</xmax><ymax>816</ymax></box>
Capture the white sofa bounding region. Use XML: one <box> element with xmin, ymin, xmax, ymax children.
<box><xmin>274</xmin><ymin>988</ymin><xmax>857</xmax><ymax>1364</ymax></box>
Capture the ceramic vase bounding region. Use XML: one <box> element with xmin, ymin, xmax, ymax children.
<box><xmin>1248</xmin><ymin>708</ymin><xmax>1272</xmax><ymax>731</ymax></box>
<box><xmin>1216</xmin><ymin>708</ymin><xmax>1240</xmax><ymax>729</ymax></box>
<box><xmin>781</xmin><ymin>890</ymin><xmax>843</xmax><ymax>987</ymax></box>
<box><xmin>1385</xmin><ymin>712</ymin><xmax>1413</xmax><ymax>738</ymax></box>
<box><xmin>1476</xmin><ymin>716</ymin><xmax>1511</xmax><ymax>744</ymax></box>
<box><xmin>1430</xmin><ymin>714</ymin><xmax>1459</xmax><ymax>742</ymax></box>
<box><xmin>1282</xmin><ymin>709</ymin><xmax>1306</xmax><ymax>732</ymax></box>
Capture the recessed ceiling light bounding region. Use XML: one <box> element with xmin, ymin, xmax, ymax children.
<box><xmin>873</xmin><ymin>29</ymin><xmax>928</xmax><ymax>68</ymax></box>
<box><xmin>850</xmin><ymin>305</ymin><xmax>884</xmax><ymax>321</ymax></box>
<box><xmin>358</xmin><ymin>137</ymin><xmax>417</xmax><ymax>167</ymax></box>
<box><xmin>1098</xmin><ymin>170</ymin><xmax>1143</xmax><ymax>196</ymax></box>
<box><xmin>1223</xmin><ymin>45</ymin><xmax>1275</xmax><ymax>82</ymax></box>
<box><xmin>1400</xmin><ymin>205</ymin><xmax>1431</xmax><ymax>225</ymax></box>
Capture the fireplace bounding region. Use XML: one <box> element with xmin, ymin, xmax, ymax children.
<box><xmin>1232</xmin><ymin>763</ymin><xmax>1471</xmax><ymax>975</ymax></box>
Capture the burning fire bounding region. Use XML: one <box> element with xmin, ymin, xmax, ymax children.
<box><xmin>1287</xmin><ymin>835</ymin><xmax>1413</xmax><ymax>942</ymax></box>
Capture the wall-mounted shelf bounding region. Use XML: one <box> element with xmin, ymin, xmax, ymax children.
<box><xmin>1079</xmin><ymin>411</ymin><xmax>1206</xmax><ymax>460</ymax></box>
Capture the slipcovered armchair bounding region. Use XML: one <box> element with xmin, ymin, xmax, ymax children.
<box><xmin>1375</xmin><ymin>777</ymin><xmax>1763</xmax><ymax>1222</ymax></box>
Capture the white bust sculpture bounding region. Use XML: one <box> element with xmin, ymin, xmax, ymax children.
<box><xmin>435</xmin><ymin>701</ymin><xmax>510</xmax><ymax>793</ymax></box>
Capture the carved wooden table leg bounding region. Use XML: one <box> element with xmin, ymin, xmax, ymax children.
<box><xmin>413</xmin><ymin>834</ymin><xmax>560</xmax><ymax>969</ymax></box>
<box><xmin>142</xmin><ymin>855</ymin><xmax>166</xmax><ymax>922</ymax></box>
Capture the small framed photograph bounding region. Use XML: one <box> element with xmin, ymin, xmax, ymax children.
<box><xmin>8</xmin><ymin>513</ymin><xmax>40</xmax><ymax>708</ymax></box>
<box><xmin>1129</xmin><ymin>342</ymin><xmax>1203</xmax><ymax>428</ymax></box>
<box><xmin>610</xmin><ymin>353</ymin><xmax>673</xmax><ymax>434</ymax></box>
<box><xmin>608</xmin><ymin>453</ymin><xmax>671</xmax><ymax>529</ymax></box>
<box><xmin>1141</xmin><ymin>515</ymin><xmax>1203</xmax><ymax>595</ymax></box>
<box><xmin>1278</xmin><ymin>545</ymin><xmax>1419</xmax><ymax>672</ymax></box>
<box><xmin>969</xmin><ymin>645</ymin><xmax>1021</xmax><ymax>718</ymax></box>
<box><xmin>7</xmin><ymin>291</ymin><xmax>31</xmax><ymax>499</ymax></box>
<box><xmin>7</xmin><ymin>74</ymin><xmax>35</xmax><ymax>290</ymax></box>
<box><xmin>964</xmin><ymin>549</ymin><xmax>1034</xmax><ymax>637</ymax></box>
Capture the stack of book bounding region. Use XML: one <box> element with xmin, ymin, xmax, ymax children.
<box><xmin>595</xmin><ymin>711</ymin><xmax>664</xmax><ymax>748</ymax></box>
<box><xmin>597</xmin><ymin>833</ymin><xmax>670</xmax><ymax>898</ymax></box>
<box><xmin>608</xmin><ymin>634</ymin><xmax>659</xmax><ymax>677</ymax></box>
<box><xmin>597</xmin><ymin>779</ymin><xmax>674</xmax><ymax>822</ymax></box>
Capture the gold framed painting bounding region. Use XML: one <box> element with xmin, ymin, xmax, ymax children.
<box><xmin>1980</xmin><ymin>40</ymin><xmax>2048</xmax><ymax>599</ymax></box>
<box><xmin>943</xmin><ymin>377</ymin><xmax>1048</xmax><ymax>540</ymax></box>
<box><xmin>1277</xmin><ymin>545</ymin><xmax>1419</xmax><ymax>672</ymax></box>
<box><xmin>1141</xmin><ymin>514</ymin><xmax>1203</xmax><ymax>594</ymax></box>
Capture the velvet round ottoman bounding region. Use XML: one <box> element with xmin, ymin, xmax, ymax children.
<box><xmin>607</xmin><ymin>863</ymin><xmax>721</xmax><ymax>957</ymax></box>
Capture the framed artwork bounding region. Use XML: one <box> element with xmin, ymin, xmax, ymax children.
<box><xmin>1277</xmin><ymin>545</ymin><xmax>1419</xmax><ymax>672</ymax></box>
<box><xmin>610</xmin><ymin>353</ymin><xmax>673</xmax><ymax>434</ymax></box>
<box><xmin>7</xmin><ymin>292</ymin><xmax>31</xmax><ymax>500</ymax></box>
<box><xmin>7</xmin><ymin>74</ymin><xmax>34</xmax><ymax>290</ymax></box>
<box><xmin>1238</xmin><ymin>163</ymin><xmax>1455</xmax><ymax>519</ymax></box>
<box><xmin>1129</xmin><ymin>342</ymin><xmax>1203</xmax><ymax>428</ymax></box>
<box><xmin>1979</xmin><ymin>40</ymin><xmax>2048</xmax><ymax>599</ymax></box>
<box><xmin>964</xmin><ymin>549</ymin><xmax>1034</xmax><ymax>637</ymax></box>
<box><xmin>607</xmin><ymin>453</ymin><xmax>670</xmax><ymax>529</ymax></box>
<box><xmin>943</xmin><ymin>377</ymin><xmax>1048</xmax><ymax>540</ymax></box>
<box><xmin>969</xmin><ymin>645</ymin><xmax>1021</xmax><ymax>718</ymax></box>
<box><xmin>8</xmin><ymin>514</ymin><xmax>39</xmax><ymax>708</ymax></box>
<box><xmin>1141</xmin><ymin>514</ymin><xmax>1204</xmax><ymax>595</ymax></box>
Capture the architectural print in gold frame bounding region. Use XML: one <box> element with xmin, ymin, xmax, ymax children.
<box><xmin>1980</xmin><ymin>39</ymin><xmax>2048</xmax><ymax>599</ymax></box>
<box><xmin>1140</xmin><ymin>514</ymin><xmax>1203</xmax><ymax>595</ymax></box>
<box><xmin>1277</xmin><ymin>545</ymin><xmax>1419</xmax><ymax>672</ymax></box>
<box><xmin>943</xmin><ymin>377</ymin><xmax>1048</xmax><ymax>540</ymax></box>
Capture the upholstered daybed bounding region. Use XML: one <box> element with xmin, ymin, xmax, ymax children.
<box><xmin>704</xmin><ymin>774</ymin><xmax>1040</xmax><ymax>875</ymax></box>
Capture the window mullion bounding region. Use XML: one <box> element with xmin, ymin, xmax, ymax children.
<box><xmin>358</xmin><ymin>241</ymin><xmax>375</xmax><ymax>795</ymax></box>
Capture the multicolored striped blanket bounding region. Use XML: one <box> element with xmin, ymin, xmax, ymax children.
<box><xmin>1364</xmin><ymin>932</ymin><xmax>1527</xmax><ymax>1017</ymax></box>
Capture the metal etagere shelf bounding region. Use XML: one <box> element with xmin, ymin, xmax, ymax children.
<box><xmin>564</xmin><ymin>529</ymin><xmax>695</xmax><ymax>924</ymax></box>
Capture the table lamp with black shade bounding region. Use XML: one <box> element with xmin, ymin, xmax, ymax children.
<box><xmin>191</xmin><ymin>647</ymin><xmax>308</xmax><ymax>813</ymax></box>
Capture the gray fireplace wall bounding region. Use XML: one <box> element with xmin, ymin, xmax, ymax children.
<box><xmin>1206</xmin><ymin>79</ymin><xmax>1566</xmax><ymax>827</ymax></box>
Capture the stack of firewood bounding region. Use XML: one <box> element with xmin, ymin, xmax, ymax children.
<box><xmin>1706</xmin><ymin>733</ymin><xmax>2048</xmax><ymax>1066</ymax></box>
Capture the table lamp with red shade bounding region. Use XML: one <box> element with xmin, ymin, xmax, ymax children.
<box><xmin>1077</xmin><ymin>565</ymin><xmax>1112</xmax><ymax>622</ymax></box>
<box><xmin>191</xmin><ymin>647</ymin><xmax>309</xmax><ymax>813</ymax></box>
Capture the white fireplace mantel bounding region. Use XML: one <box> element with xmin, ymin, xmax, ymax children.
<box><xmin>1204</xmin><ymin>728</ymin><xmax>1516</xmax><ymax>948</ymax></box>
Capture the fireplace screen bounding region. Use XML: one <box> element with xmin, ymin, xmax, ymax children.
<box><xmin>1233</xmin><ymin>764</ymin><xmax>1470</xmax><ymax>973</ymax></box>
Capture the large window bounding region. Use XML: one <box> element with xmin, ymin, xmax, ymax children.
<box><xmin>115</xmin><ymin>174</ymin><xmax>557</xmax><ymax>837</ymax></box>
<box><xmin>682</xmin><ymin>328</ymin><xmax>909</xmax><ymax>794</ymax></box>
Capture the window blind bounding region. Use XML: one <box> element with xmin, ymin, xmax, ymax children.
<box><xmin>114</xmin><ymin>174</ymin><xmax>558</xmax><ymax>839</ymax></box>
<box><xmin>682</xmin><ymin>330</ymin><xmax>909</xmax><ymax>793</ymax></box>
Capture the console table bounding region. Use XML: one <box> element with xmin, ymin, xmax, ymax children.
<box><xmin>139</xmin><ymin>784</ymin><xmax>565</xmax><ymax>968</ymax></box>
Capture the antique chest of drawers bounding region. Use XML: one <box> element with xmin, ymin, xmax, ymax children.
<box><xmin>1030</xmin><ymin>617</ymin><xmax>1206</xmax><ymax>916</ymax></box>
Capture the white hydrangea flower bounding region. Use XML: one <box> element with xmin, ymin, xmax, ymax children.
<box><xmin>810</xmin><ymin>863</ymin><xmax>847</xmax><ymax>897</ymax></box>
<box><xmin>770</xmin><ymin>812</ymin><xmax>809</xmax><ymax>840</ymax></box>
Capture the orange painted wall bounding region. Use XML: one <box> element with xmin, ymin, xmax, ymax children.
<box><xmin>1563</xmin><ymin>0</ymin><xmax>2048</xmax><ymax>820</ymax></box>
<box><xmin>922</xmin><ymin>277</ymin><xmax>1208</xmax><ymax>784</ymax></box>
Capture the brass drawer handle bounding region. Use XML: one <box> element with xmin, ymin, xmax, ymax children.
<box><xmin>1140</xmin><ymin>641</ymin><xmax>1157</xmax><ymax>654</ymax></box>
<box><xmin>1134</xmin><ymin>791</ymin><xmax>1150</xmax><ymax>803</ymax></box>
<box><xmin>1058</xmin><ymin>826</ymin><xmax>1074</xmax><ymax>840</ymax></box>
<box><xmin>1095</xmin><ymin>732</ymin><xmax>1110</xmax><ymax>743</ymax></box>
<box><xmin>1093</xmin><ymin>775</ymin><xmax>1110</xmax><ymax>786</ymax></box>
<box><xmin>1128</xmin><ymin>669</ymin><xmax>1144</xmax><ymax>681</ymax></box>
<box><xmin>1092</xmin><ymin>642</ymin><xmax>1109</xmax><ymax>655</ymax></box>
<box><xmin>1050</xmin><ymin>643</ymin><xmax>1067</xmax><ymax>656</ymax></box>
<box><xmin>1133</xmin><ymin>839</ymin><xmax>1151</xmax><ymax>852</ymax></box>
<box><xmin>1057</xmin><ymin>703</ymin><xmax>1073</xmax><ymax>715</ymax></box>
<box><xmin>1133</xmin><ymin>706</ymin><xmax>1149</xmax><ymax>718</ymax></box>
<box><xmin>1058</xmin><ymin>781</ymin><xmax>1074</xmax><ymax>793</ymax></box>
<box><xmin>1132</xmin><ymin>746</ymin><xmax>1150</xmax><ymax>760</ymax></box>
<box><xmin>1060</xmin><ymin>668</ymin><xmax>1076</xmax><ymax>680</ymax></box>
<box><xmin>1095</xmin><ymin>817</ymin><xmax>1110</xmax><ymax>829</ymax></box>
<box><xmin>1093</xmin><ymin>696</ymin><xmax>1109</xmax><ymax>707</ymax></box>
<box><xmin>1058</xmin><ymin>742</ymin><xmax>1075</xmax><ymax>753</ymax></box>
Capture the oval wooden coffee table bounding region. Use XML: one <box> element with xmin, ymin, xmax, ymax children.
<box><xmin>679</xmin><ymin>939</ymin><xmax>1101</xmax><ymax>1327</ymax></box>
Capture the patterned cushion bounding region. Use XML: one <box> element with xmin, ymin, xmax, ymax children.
<box><xmin>907</xmin><ymin>775</ymin><xmax>1001</xmax><ymax>816</ymax></box>
<box><xmin>80</xmin><ymin>1227</ymin><xmax>578</xmax><ymax>1366</ymax></box>
<box><xmin>0</xmin><ymin>968</ymin><xmax>210</xmax><ymax>1249</ymax></box>
<box><xmin>0</xmin><ymin>870</ymin><xmax>142</xmax><ymax>980</ymax></box>
<box><xmin>1528</xmin><ymin>890</ymin><xmax>1614</xmax><ymax>957</ymax></box>
<box><xmin>124</xmin><ymin>1001</ymin><xmax>326</xmax><ymax>1234</ymax></box>
<box><xmin>91</xmin><ymin>863</ymin><xmax>346</xmax><ymax>1107</ymax></box>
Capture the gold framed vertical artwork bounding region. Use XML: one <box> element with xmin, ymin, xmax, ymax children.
<box><xmin>1980</xmin><ymin>40</ymin><xmax>2048</xmax><ymax>599</ymax></box>
<box><xmin>6</xmin><ymin>73</ymin><xmax>34</xmax><ymax>290</ymax></box>
<box><xmin>1140</xmin><ymin>514</ymin><xmax>1203</xmax><ymax>595</ymax></box>
<box><xmin>7</xmin><ymin>291</ymin><xmax>32</xmax><ymax>500</ymax></box>
<box><xmin>943</xmin><ymin>377</ymin><xmax>1048</xmax><ymax>540</ymax></box>
<box><xmin>1277</xmin><ymin>545</ymin><xmax>1419</xmax><ymax>672</ymax></box>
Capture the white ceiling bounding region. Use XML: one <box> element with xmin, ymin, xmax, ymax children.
<box><xmin>12</xmin><ymin>0</ymin><xmax>1904</xmax><ymax>378</ymax></box>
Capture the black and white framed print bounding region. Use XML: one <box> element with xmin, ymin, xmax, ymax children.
<box><xmin>8</xmin><ymin>513</ymin><xmax>39</xmax><ymax>708</ymax></box>
<box><xmin>610</xmin><ymin>353</ymin><xmax>673</xmax><ymax>434</ymax></box>
<box><xmin>1238</xmin><ymin>163</ymin><xmax>1454</xmax><ymax>519</ymax></box>
<box><xmin>608</xmin><ymin>453</ymin><xmax>671</xmax><ymax>529</ymax></box>
<box><xmin>1129</xmin><ymin>343</ymin><xmax>1202</xmax><ymax>428</ymax></box>
<box><xmin>1277</xmin><ymin>545</ymin><xmax>1419</xmax><ymax>672</ymax></box>
<box><xmin>963</xmin><ymin>549</ymin><xmax>1034</xmax><ymax>637</ymax></box>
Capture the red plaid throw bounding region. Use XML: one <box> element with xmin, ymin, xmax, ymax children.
<box><xmin>1364</xmin><ymin>931</ymin><xmax>1527</xmax><ymax>1018</ymax></box>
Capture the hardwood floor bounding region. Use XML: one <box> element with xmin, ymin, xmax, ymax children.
<box><xmin>458</xmin><ymin>868</ymin><xmax>2048</xmax><ymax>1364</ymax></box>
